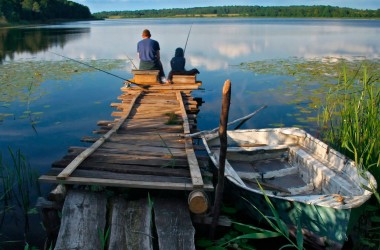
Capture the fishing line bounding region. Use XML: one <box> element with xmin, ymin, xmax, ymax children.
<box><xmin>49</xmin><ymin>51</ymin><xmax>144</xmax><ymax>88</ymax></box>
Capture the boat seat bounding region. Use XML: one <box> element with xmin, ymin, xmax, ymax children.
<box><xmin>289</xmin><ymin>147</ymin><xmax>362</xmax><ymax>196</ymax></box>
<box><xmin>227</xmin><ymin>144</ymin><xmax>289</xmax><ymax>152</ymax></box>
<box><xmin>237</xmin><ymin>166</ymin><xmax>298</xmax><ymax>180</ymax></box>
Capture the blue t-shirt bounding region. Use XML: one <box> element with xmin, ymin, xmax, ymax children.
<box><xmin>137</xmin><ymin>38</ymin><xmax>160</xmax><ymax>62</ymax></box>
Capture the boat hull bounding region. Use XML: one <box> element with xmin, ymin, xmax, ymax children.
<box><xmin>202</xmin><ymin>127</ymin><xmax>376</xmax><ymax>248</ymax></box>
<box><xmin>226</xmin><ymin>179</ymin><xmax>363</xmax><ymax>248</ymax></box>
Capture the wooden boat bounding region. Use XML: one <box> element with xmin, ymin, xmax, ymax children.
<box><xmin>202</xmin><ymin>127</ymin><xmax>377</xmax><ymax>248</ymax></box>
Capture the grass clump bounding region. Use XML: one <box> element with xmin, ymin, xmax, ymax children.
<box><xmin>319</xmin><ymin>64</ymin><xmax>379</xmax><ymax>189</ymax></box>
<box><xmin>0</xmin><ymin>148</ymin><xmax>40</xmax><ymax>248</ymax></box>
<box><xmin>318</xmin><ymin>64</ymin><xmax>380</xmax><ymax>249</ymax></box>
<box><xmin>164</xmin><ymin>112</ymin><xmax>180</xmax><ymax>125</ymax></box>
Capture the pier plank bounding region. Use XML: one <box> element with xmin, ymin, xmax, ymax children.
<box><xmin>109</xmin><ymin>196</ymin><xmax>153</xmax><ymax>250</ymax></box>
<box><xmin>54</xmin><ymin>190</ymin><xmax>107</xmax><ymax>250</ymax></box>
<box><xmin>154</xmin><ymin>196</ymin><xmax>196</xmax><ymax>250</ymax></box>
<box><xmin>40</xmin><ymin>77</ymin><xmax>210</xmax><ymax>191</ymax></box>
<box><xmin>39</xmin><ymin>175</ymin><xmax>214</xmax><ymax>191</ymax></box>
<box><xmin>52</xmin><ymin>160</ymin><xmax>192</xmax><ymax>177</ymax></box>
<box><xmin>56</xmin><ymin>91</ymin><xmax>142</xmax><ymax>180</ymax></box>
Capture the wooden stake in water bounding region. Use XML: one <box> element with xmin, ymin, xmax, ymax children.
<box><xmin>210</xmin><ymin>79</ymin><xmax>231</xmax><ymax>239</ymax></box>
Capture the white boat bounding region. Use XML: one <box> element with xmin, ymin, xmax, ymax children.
<box><xmin>202</xmin><ymin>127</ymin><xmax>377</xmax><ymax>248</ymax></box>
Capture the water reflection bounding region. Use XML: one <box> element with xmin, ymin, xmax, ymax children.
<box><xmin>0</xmin><ymin>18</ymin><xmax>379</xmax><ymax>249</ymax></box>
<box><xmin>5</xmin><ymin>18</ymin><xmax>378</xmax><ymax>70</ymax></box>
<box><xmin>0</xmin><ymin>27</ymin><xmax>90</xmax><ymax>63</ymax></box>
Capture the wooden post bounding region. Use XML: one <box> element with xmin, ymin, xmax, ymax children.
<box><xmin>188</xmin><ymin>190</ymin><xmax>209</xmax><ymax>214</ymax></box>
<box><xmin>210</xmin><ymin>80</ymin><xmax>231</xmax><ymax>239</ymax></box>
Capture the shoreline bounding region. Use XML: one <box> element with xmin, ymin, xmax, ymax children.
<box><xmin>2</xmin><ymin>16</ymin><xmax>378</xmax><ymax>29</ymax></box>
<box><xmin>0</xmin><ymin>17</ymin><xmax>102</xmax><ymax>29</ymax></box>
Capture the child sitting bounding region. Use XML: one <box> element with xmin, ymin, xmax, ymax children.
<box><xmin>167</xmin><ymin>47</ymin><xmax>199</xmax><ymax>84</ymax></box>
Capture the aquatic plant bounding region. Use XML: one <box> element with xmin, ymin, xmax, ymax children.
<box><xmin>0</xmin><ymin>59</ymin><xmax>127</xmax><ymax>125</ymax></box>
<box><xmin>319</xmin><ymin>65</ymin><xmax>380</xmax><ymax>181</ymax></box>
<box><xmin>0</xmin><ymin>148</ymin><xmax>40</xmax><ymax>246</ymax></box>
<box><xmin>98</xmin><ymin>226</ymin><xmax>110</xmax><ymax>250</ymax></box>
<box><xmin>196</xmin><ymin>192</ymin><xmax>304</xmax><ymax>250</ymax></box>
<box><xmin>239</xmin><ymin>57</ymin><xmax>380</xmax><ymax>130</ymax></box>
<box><xmin>318</xmin><ymin>65</ymin><xmax>380</xmax><ymax>249</ymax></box>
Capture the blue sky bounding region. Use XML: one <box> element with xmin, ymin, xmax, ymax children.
<box><xmin>72</xmin><ymin>0</ymin><xmax>380</xmax><ymax>13</ymax></box>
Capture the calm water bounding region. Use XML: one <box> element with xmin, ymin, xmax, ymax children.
<box><xmin>1</xmin><ymin>18</ymin><xmax>379</xmax><ymax>248</ymax></box>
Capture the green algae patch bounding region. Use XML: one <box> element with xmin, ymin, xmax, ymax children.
<box><xmin>239</xmin><ymin>57</ymin><xmax>380</xmax><ymax>128</ymax></box>
<box><xmin>0</xmin><ymin>59</ymin><xmax>127</xmax><ymax>123</ymax></box>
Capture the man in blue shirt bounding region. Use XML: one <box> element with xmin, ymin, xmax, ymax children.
<box><xmin>137</xmin><ymin>29</ymin><xmax>166</xmax><ymax>83</ymax></box>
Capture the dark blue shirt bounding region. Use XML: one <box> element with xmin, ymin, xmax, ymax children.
<box><xmin>137</xmin><ymin>38</ymin><xmax>160</xmax><ymax>62</ymax></box>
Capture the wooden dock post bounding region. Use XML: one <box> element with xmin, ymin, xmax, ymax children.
<box><xmin>210</xmin><ymin>80</ymin><xmax>231</xmax><ymax>238</ymax></box>
<box><xmin>188</xmin><ymin>190</ymin><xmax>209</xmax><ymax>214</ymax></box>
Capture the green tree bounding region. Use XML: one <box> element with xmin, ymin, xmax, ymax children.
<box><xmin>32</xmin><ymin>2</ymin><xmax>40</xmax><ymax>13</ymax></box>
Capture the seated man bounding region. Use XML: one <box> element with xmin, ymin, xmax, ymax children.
<box><xmin>137</xmin><ymin>29</ymin><xmax>166</xmax><ymax>83</ymax></box>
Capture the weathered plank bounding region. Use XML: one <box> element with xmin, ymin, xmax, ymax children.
<box><xmin>154</xmin><ymin>196</ymin><xmax>196</xmax><ymax>250</ymax></box>
<box><xmin>172</xmin><ymin>75</ymin><xmax>196</xmax><ymax>84</ymax></box>
<box><xmin>54</xmin><ymin>159</ymin><xmax>191</xmax><ymax>174</ymax></box>
<box><xmin>132</xmin><ymin>69</ymin><xmax>159</xmax><ymax>83</ymax></box>
<box><xmin>54</xmin><ymin>190</ymin><xmax>107</xmax><ymax>250</ymax></box>
<box><xmin>108</xmin><ymin>196</ymin><xmax>153</xmax><ymax>250</ymax></box>
<box><xmin>56</xmin><ymin>91</ymin><xmax>142</xmax><ymax>180</ymax></box>
<box><xmin>121</xmin><ymin>85</ymin><xmax>200</xmax><ymax>92</ymax></box>
<box><xmin>39</xmin><ymin>174</ymin><xmax>214</xmax><ymax>191</ymax></box>
<box><xmin>60</xmin><ymin>149</ymin><xmax>187</xmax><ymax>163</ymax></box>
<box><xmin>185</xmin><ymin>137</ymin><xmax>204</xmax><ymax>188</ymax></box>
<box><xmin>176</xmin><ymin>91</ymin><xmax>190</xmax><ymax>134</ymax></box>
<box><xmin>40</xmin><ymin>76</ymin><xmax>210</xmax><ymax>193</ymax></box>
<box><xmin>177</xmin><ymin>90</ymin><xmax>204</xmax><ymax>188</ymax></box>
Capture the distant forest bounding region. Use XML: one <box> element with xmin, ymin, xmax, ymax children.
<box><xmin>94</xmin><ymin>5</ymin><xmax>380</xmax><ymax>19</ymax></box>
<box><xmin>0</xmin><ymin>0</ymin><xmax>92</xmax><ymax>23</ymax></box>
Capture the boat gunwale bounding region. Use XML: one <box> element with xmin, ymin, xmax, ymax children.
<box><xmin>202</xmin><ymin>127</ymin><xmax>377</xmax><ymax>210</ymax></box>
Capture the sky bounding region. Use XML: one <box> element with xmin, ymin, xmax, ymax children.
<box><xmin>72</xmin><ymin>0</ymin><xmax>380</xmax><ymax>13</ymax></box>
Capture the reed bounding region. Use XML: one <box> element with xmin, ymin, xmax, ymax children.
<box><xmin>98</xmin><ymin>227</ymin><xmax>110</xmax><ymax>250</ymax></box>
<box><xmin>319</xmin><ymin>64</ymin><xmax>379</xmax><ymax>191</ymax></box>
<box><xmin>318</xmin><ymin>64</ymin><xmax>380</xmax><ymax>248</ymax></box>
<box><xmin>0</xmin><ymin>148</ymin><xmax>40</xmax><ymax>246</ymax></box>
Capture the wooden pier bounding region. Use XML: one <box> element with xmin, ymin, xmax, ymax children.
<box><xmin>38</xmin><ymin>71</ymin><xmax>214</xmax><ymax>249</ymax></box>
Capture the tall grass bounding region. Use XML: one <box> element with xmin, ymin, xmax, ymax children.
<box><xmin>319</xmin><ymin>65</ymin><xmax>379</xmax><ymax>189</ymax></box>
<box><xmin>318</xmin><ymin>65</ymin><xmax>380</xmax><ymax>248</ymax></box>
<box><xmin>0</xmin><ymin>148</ymin><xmax>40</xmax><ymax>246</ymax></box>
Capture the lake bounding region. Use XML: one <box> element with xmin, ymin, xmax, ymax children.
<box><xmin>0</xmin><ymin>18</ymin><xmax>379</xmax><ymax>248</ymax></box>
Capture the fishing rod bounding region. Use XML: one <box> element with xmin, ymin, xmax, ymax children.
<box><xmin>183</xmin><ymin>24</ymin><xmax>193</xmax><ymax>55</ymax></box>
<box><xmin>126</xmin><ymin>54</ymin><xmax>137</xmax><ymax>70</ymax></box>
<box><xmin>49</xmin><ymin>51</ymin><xmax>145</xmax><ymax>88</ymax></box>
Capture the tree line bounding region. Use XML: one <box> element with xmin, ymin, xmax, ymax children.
<box><xmin>0</xmin><ymin>0</ymin><xmax>92</xmax><ymax>23</ymax></box>
<box><xmin>94</xmin><ymin>5</ymin><xmax>380</xmax><ymax>19</ymax></box>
